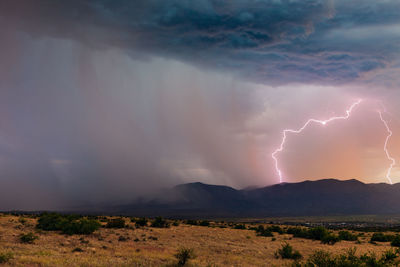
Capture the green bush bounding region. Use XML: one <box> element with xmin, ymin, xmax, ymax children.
<box><xmin>287</xmin><ymin>227</ymin><xmax>309</xmax><ymax>238</ymax></box>
<box><xmin>391</xmin><ymin>235</ymin><xmax>400</xmax><ymax>247</ymax></box>
<box><xmin>106</xmin><ymin>218</ymin><xmax>125</xmax><ymax>229</ymax></box>
<box><xmin>185</xmin><ymin>220</ymin><xmax>198</xmax><ymax>225</ymax></box>
<box><xmin>380</xmin><ymin>249</ymin><xmax>399</xmax><ymax>264</ymax></box>
<box><xmin>287</xmin><ymin>226</ymin><xmax>340</xmax><ymax>244</ymax></box>
<box><xmin>135</xmin><ymin>217</ymin><xmax>148</xmax><ymax>227</ymax></box>
<box><xmin>338</xmin><ymin>230</ymin><xmax>358</xmax><ymax>241</ymax></box>
<box><xmin>62</xmin><ymin>219</ymin><xmax>101</xmax><ymax>235</ymax></box>
<box><xmin>371</xmin><ymin>232</ymin><xmax>393</xmax><ymax>242</ymax></box>
<box><xmin>0</xmin><ymin>252</ymin><xmax>13</xmax><ymax>263</ymax></box>
<box><xmin>321</xmin><ymin>233</ymin><xmax>340</xmax><ymax>245</ymax></box>
<box><xmin>199</xmin><ymin>220</ymin><xmax>210</xmax><ymax>227</ymax></box>
<box><xmin>151</xmin><ymin>216</ymin><xmax>169</xmax><ymax>228</ymax></box>
<box><xmin>234</xmin><ymin>224</ymin><xmax>246</xmax><ymax>230</ymax></box>
<box><xmin>308</xmin><ymin>226</ymin><xmax>330</xmax><ymax>241</ymax></box>
<box><xmin>267</xmin><ymin>225</ymin><xmax>284</xmax><ymax>234</ymax></box>
<box><xmin>174</xmin><ymin>247</ymin><xmax>196</xmax><ymax>266</ymax></box>
<box><xmin>307</xmin><ymin>248</ymin><xmax>361</xmax><ymax>266</ymax></box>
<box><xmin>306</xmin><ymin>250</ymin><xmax>336</xmax><ymax>266</ymax></box>
<box><xmin>274</xmin><ymin>243</ymin><xmax>302</xmax><ymax>260</ymax></box>
<box><xmin>305</xmin><ymin>247</ymin><xmax>399</xmax><ymax>267</ymax></box>
<box><xmin>72</xmin><ymin>247</ymin><xmax>83</xmax><ymax>252</ymax></box>
<box><xmin>36</xmin><ymin>213</ymin><xmax>100</xmax><ymax>235</ymax></box>
<box><xmin>118</xmin><ymin>236</ymin><xmax>129</xmax><ymax>242</ymax></box>
<box><xmin>18</xmin><ymin>217</ymin><xmax>27</xmax><ymax>225</ymax></box>
<box><xmin>255</xmin><ymin>225</ymin><xmax>273</xmax><ymax>237</ymax></box>
<box><xmin>20</xmin><ymin>232</ymin><xmax>38</xmax><ymax>244</ymax></box>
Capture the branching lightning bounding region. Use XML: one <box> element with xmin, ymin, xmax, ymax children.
<box><xmin>378</xmin><ymin>111</ymin><xmax>395</xmax><ymax>184</ymax></box>
<box><xmin>272</xmin><ymin>99</ymin><xmax>397</xmax><ymax>184</ymax></box>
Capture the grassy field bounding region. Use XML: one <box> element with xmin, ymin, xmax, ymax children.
<box><xmin>0</xmin><ymin>213</ymin><xmax>399</xmax><ymax>266</ymax></box>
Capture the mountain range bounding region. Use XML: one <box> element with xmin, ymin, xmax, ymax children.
<box><xmin>112</xmin><ymin>179</ymin><xmax>400</xmax><ymax>218</ymax></box>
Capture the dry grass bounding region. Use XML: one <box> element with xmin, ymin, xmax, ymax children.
<box><xmin>0</xmin><ymin>214</ymin><xmax>394</xmax><ymax>266</ymax></box>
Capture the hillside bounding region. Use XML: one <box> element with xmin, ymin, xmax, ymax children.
<box><xmin>113</xmin><ymin>179</ymin><xmax>400</xmax><ymax>218</ymax></box>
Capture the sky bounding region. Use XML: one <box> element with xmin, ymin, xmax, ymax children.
<box><xmin>1</xmin><ymin>0</ymin><xmax>400</xmax><ymax>210</ymax></box>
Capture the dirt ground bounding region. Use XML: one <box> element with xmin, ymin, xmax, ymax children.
<box><xmin>0</xmin><ymin>214</ymin><xmax>394</xmax><ymax>266</ymax></box>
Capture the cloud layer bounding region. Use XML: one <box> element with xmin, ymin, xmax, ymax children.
<box><xmin>2</xmin><ymin>0</ymin><xmax>400</xmax><ymax>86</ymax></box>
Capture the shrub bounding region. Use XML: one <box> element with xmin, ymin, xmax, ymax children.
<box><xmin>308</xmin><ymin>226</ymin><xmax>330</xmax><ymax>241</ymax></box>
<box><xmin>135</xmin><ymin>218</ymin><xmax>148</xmax><ymax>227</ymax></box>
<box><xmin>234</xmin><ymin>224</ymin><xmax>246</xmax><ymax>230</ymax></box>
<box><xmin>307</xmin><ymin>250</ymin><xmax>336</xmax><ymax>266</ymax></box>
<box><xmin>287</xmin><ymin>226</ymin><xmax>340</xmax><ymax>244</ymax></box>
<box><xmin>118</xmin><ymin>236</ymin><xmax>128</xmax><ymax>242</ymax></box>
<box><xmin>380</xmin><ymin>249</ymin><xmax>399</xmax><ymax>263</ymax></box>
<box><xmin>72</xmin><ymin>247</ymin><xmax>83</xmax><ymax>252</ymax></box>
<box><xmin>287</xmin><ymin>227</ymin><xmax>309</xmax><ymax>238</ymax></box>
<box><xmin>371</xmin><ymin>232</ymin><xmax>392</xmax><ymax>242</ymax></box>
<box><xmin>268</xmin><ymin>225</ymin><xmax>284</xmax><ymax>234</ymax></box>
<box><xmin>20</xmin><ymin>232</ymin><xmax>38</xmax><ymax>244</ymax></box>
<box><xmin>151</xmin><ymin>217</ymin><xmax>169</xmax><ymax>228</ymax></box>
<box><xmin>391</xmin><ymin>235</ymin><xmax>400</xmax><ymax>247</ymax></box>
<box><xmin>175</xmin><ymin>247</ymin><xmax>196</xmax><ymax>266</ymax></box>
<box><xmin>185</xmin><ymin>220</ymin><xmax>198</xmax><ymax>225</ymax></box>
<box><xmin>306</xmin><ymin>247</ymin><xmax>399</xmax><ymax>267</ymax></box>
<box><xmin>199</xmin><ymin>220</ymin><xmax>210</xmax><ymax>227</ymax></box>
<box><xmin>0</xmin><ymin>252</ymin><xmax>13</xmax><ymax>263</ymax></box>
<box><xmin>37</xmin><ymin>213</ymin><xmax>65</xmax><ymax>231</ymax></box>
<box><xmin>321</xmin><ymin>233</ymin><xmax>340</xmax><ymax>245</ymax></box>
<box><xmin>37</xmin><ymin>213</ymin><xmax>79</xmax><ymax>231</ymax></box>
<box><xmin>335</xmin><ymin>247</ymin><xmax>361</xmax><ymax>266</ymax></box>
<box><xmin>338</xmin><ymin>230</ymin><xmax>358</xmax><ymax>241</ymax></box>
<box><xmin>106</xmin><ymin>218</ymin><xmax>125</xmax><ymax>229</ymax></box>
<box><xmin>62</xmin><ymin>219</ymin><xmax>101</xmax><ymax>235</ymax></box>
<box><xmin>172</xmin><ymin>221</ymin><xmax>180</xmax><ymax>226</ymax></box>
<box><xmin>307</xmin><ymin>248</ymin><xmax>361</xmax><ymax>266</ymax></box>
<box><xmin>274</xmin><ymin>243</ymin><xmax>302</xmax><ymax>260</ymax></box>
<box><xmin>18</xmin><ymin>217</ymin><xmax>27</xmax><ymax>225</ymax></box>
<box><xmin>36</xmin><ymin>213</ymin><xmax>100</xmax><ymax>235</ymax></box>
<box><xmin>255</xmin><ymin>225</ymin><xmax>273</xmax><ymax>237</ymax></box>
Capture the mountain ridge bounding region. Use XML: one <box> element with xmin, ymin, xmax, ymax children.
<box><xmin>112</xmin><ymin>178</ymin><xmax>400</xmax><ymax>218</ymax></box>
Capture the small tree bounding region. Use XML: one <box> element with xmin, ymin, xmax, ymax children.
<box><xmin>391</xmin><ymin>235</ymin><xmax>400</xmax><ymax>247</ymax></box>
<box><xmin>135</xmin><ymin>217</ymin><xmax>148</xmax><ymax>227</ymax></box>
<box><xmin>274</xmin><ymin>243</ymin><xmax>302</xmax><ymax>260</ymax></box>
<box><xmin>199</xmin><ymin>220</ymin><xmax>210</xmax><ymax>226</ymax></box>
<box><xmin>255</xmin><ymin>225</ymin><xmax>273</xmax><ymax>237</ymax></box>
<box><xmin>338</xmin><ymin>230</ymin><xmax>358</xmax><ymax>241</ymax></box>
<box><xmin>20</xmin><ymin>232</ymin><xmax>38</xmax><ymax>244</ymax></box>
<box><xmin>175</xmin><ymin>248</ymin><xmax>196</xmax><ymax>266</ymax></box>
<box><xmin>234</xmin><ymin>224</ymin><xmax>246</xmax><ymax>230</ymax></box>
<box><xmin>321</xmin><ymin>233</ymin><xmax>340</xmax><ymax>245</ymax></box>
<box><xmin>151</xmin><ymin>217</ymin><xmax>169</xmax><ymax>228</ymax></box>
<box><xmin>106</xmin><ymin>218</ymin><xmax>125</xmax><ymax>229</ymax></box>
<box><xmin>308</xmin><ymin>226</ymin><xmax>329</xmax><ymax>241</ymax></box>
<box><xmin>0</xmin><ymin>252</ymin><xmax>13</xmax><ymax>263</ymax></box>
<box><xmin>185</xmin><ymin>220</ymin><xmax>198</xmax><ymax>225</ymax></box>
<box><xmin>36</xmin><ymin>213</ymin><xmax>100</xmax><ymax>235</ymax></box>
<box><xmin>371</xmin><ymin>232</ymin><xmax>391</xmax><ymax>242</ymax></box>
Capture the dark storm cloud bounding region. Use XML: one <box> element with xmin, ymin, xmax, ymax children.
<box><xmin>2</xmin><ymin>0</ymin><xmax>399</xmax><ymax>86</ymax></box>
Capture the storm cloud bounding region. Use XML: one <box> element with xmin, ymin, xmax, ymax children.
<box><xmin>2</xmin><ymin>0</ymin><xmax>400</xmax><ymax>85</ymax></box>
<box><xmin>0</xmin><ymin>0</ymin><xmax>400</xmax><ymax>210</ymax></box>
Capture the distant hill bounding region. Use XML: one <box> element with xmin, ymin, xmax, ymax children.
<box><xmin>112</xmin><ymin>179</ymin><xmax>400</xmax><ymax>218</ymax></box>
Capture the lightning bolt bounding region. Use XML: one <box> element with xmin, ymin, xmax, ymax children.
<box><xmin>272</xmin><ymin>99</ymin><xmax>362</xmax><ymax>183</ymax></box>
<box><xmin>378</xmin><ymin>110</ymin><xmax>395</xmax><ymax>185</ymax></box>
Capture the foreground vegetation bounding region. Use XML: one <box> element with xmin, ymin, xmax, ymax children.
<box><xmin>1</xmin><ymin>213</ymin><xmax>400</xmax><ymax>266</ymax></box>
